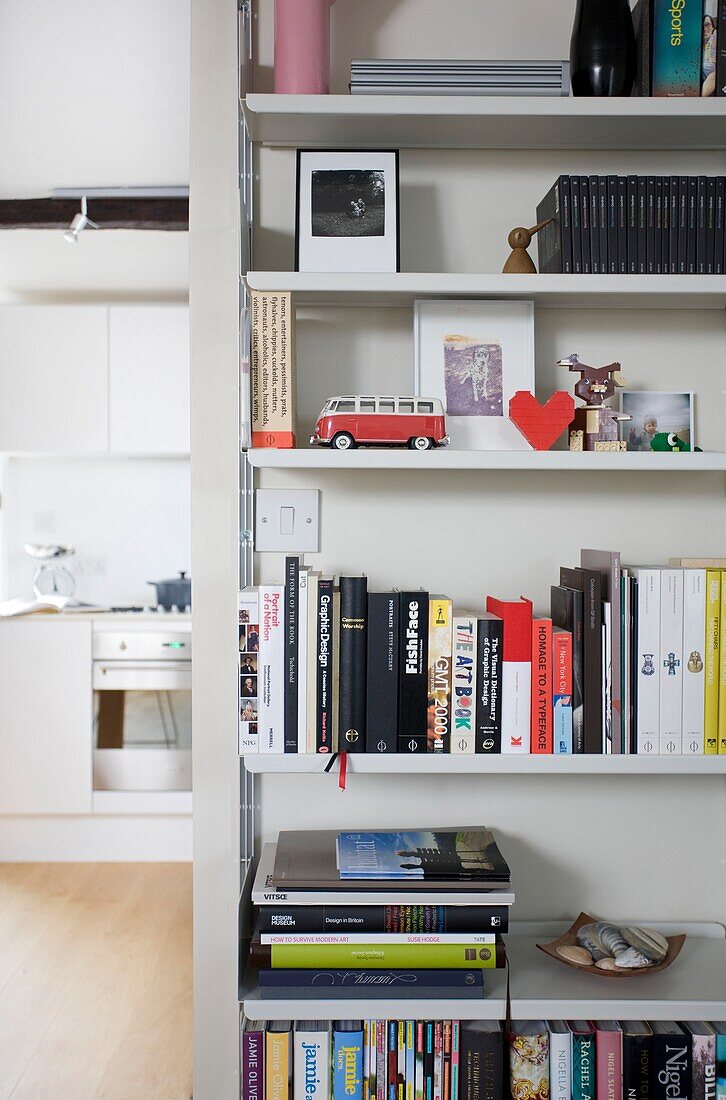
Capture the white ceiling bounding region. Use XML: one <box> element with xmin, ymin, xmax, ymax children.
<box><xmin>0</xmin><ymin>0</ymin><xmax>190</xmax><ymax>301</ymax></box>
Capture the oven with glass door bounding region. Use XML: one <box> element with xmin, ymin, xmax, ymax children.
<box><xmin>92</xmin><ymin>624</ymin><xmax>192</xmax><ymax>792</ymax></box>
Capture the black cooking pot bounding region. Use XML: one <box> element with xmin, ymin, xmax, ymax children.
<box><xmin>148</xmin><ymin>571</ymin><xmax>191</xmax><ymax>611</ymax></box>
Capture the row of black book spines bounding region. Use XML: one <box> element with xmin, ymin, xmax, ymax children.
<box><xmin>536</xmin><ymin>176</ymin><xmax>726</xmax><ymax>275</ymax></box>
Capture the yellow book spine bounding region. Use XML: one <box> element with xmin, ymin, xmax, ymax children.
<box><xmin>705</xmin><ymin>570</ymin><xmax>721</xmax><ymax>753</ymax></box>
<box><xmin>720</xmin><ymin>572</ymin><xmax>726</xmax><ymax>753</ymax></box>
<box><xmin>266</xmin><ymin>1030</ymin><xmax>291</xmax><ymax>1100</ymax></box>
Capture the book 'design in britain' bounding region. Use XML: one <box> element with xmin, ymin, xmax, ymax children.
<box><xmin>251</xmin><ymin>290</ymin><xmax>297</xmax><ymax>448</ymax></box>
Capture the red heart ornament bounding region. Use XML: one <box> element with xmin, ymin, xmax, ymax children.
<box><xmin>508</xmin><ymin>390</ymin><xmax>575</xmax><ymax>451</ymax></box>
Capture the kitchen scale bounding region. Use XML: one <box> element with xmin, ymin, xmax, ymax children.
<box><xmin>24</xmin><ymin>544</ymin><xmax>77</xmax><ymax>599</ymax></box>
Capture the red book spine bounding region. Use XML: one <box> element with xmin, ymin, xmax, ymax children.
<box><xmin>596</xmin><ymin>1025</ymin><xmax>622</xmax><ymax>1100</ymax></box>
<box><xmin>531</xmin><ymin>618</ymin><xmax>553</xmax><ymax>753</ymax></box>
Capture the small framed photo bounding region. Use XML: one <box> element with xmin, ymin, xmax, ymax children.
<box><xmin>619</xmin><ymin>390</ymin><xmax>695</xmax><ymax>451</ymax></box>
<box><xmin>414</xmin><ymin>299</ymin><xmax>535</xmax><ymax>450</ymax></box>
<box><xmin>295</xmin><ymin>150</ymin><xmax>399</xmax><ymax>273</ymax></box>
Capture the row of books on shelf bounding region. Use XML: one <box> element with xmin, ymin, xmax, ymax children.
<box><xmin>249</xmin><ymin>830</ymin><xmax>512</xmax><ymax>989</ymax></box>
<box><xmin>537</xmin><ymin>176</ymin><xmax>726</xmax><ymax>276</ymax></box>
<box><xmin>240</xmin><ymin>1017</ymin><xmax>726</xmax><ymax>1100</ymax></box>
<box><xmin>238</xmin><ymin>555</ymin><xmax>726</xmax><ymax>758</ymax></box>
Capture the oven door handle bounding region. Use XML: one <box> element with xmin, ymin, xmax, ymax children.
<box><xmin>93</xmin><ymin>661</ymin><xmax>192</xmax><ymax>691</ymax></box>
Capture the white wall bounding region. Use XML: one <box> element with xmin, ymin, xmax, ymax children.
<box><xmin>0</xmin><ymin>0</ymin><xmax>190</xmax><ymax>303</ymax></box>
<box><xmin>4</xmin><ymin>456</ymin><xmax>190</xmax><ymax>606</ymax></box>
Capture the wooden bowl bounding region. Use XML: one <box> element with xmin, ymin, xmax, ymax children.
<box><xmin>536</xmin><ymin>912</ymin><xmax>686</xmax><ymax>979</ymax></box>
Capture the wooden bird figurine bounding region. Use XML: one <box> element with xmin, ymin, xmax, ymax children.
<box><xmin>502</xmin><ymin>218</ymin><xmax>552</xmax><ymax>274</ymax></box>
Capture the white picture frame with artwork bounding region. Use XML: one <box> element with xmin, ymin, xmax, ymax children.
<box><xmin>413</xmin><ymin>299</ymin><xmax>536</xmax><ymax>450</ymax></box>
<box><xmin>619</xmin><ymin>390</ymin><xmax>695</xmax><ymax>451</ymax></box>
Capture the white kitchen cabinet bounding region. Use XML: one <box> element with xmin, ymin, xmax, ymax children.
<box><xmin>0</xmin><ymin>306</ymin><xmax>108</xmax><ymax>452</ymax></box>
<box><xmin>0</xmin><ymin>620</ymin><xmax>93</xmax><ymax>814</ymax></box>
<box><xmin>108</xmin><ymin>306</ymin><xmax>190</xmax><ymax>454</ymax></box>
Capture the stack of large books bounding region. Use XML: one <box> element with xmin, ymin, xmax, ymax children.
<box><xmin>249</xmin><ymin>827</ymin><xmax>513</xmax><ymax>999</ymax></box>
<box><xmin>349</xmin><ymin>59</ymin><xmax>570</xmax><ymax>97</ymax></box>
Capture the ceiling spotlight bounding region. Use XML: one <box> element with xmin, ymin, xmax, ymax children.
<box><xmin>62</xmin><ymin>195</ymin><xmax>99</xmax><ymax>244</ymax></box>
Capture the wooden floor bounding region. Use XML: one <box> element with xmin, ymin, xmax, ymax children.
<box><xmin>0</xmin><ymin>863</ymin><xmax>192</xmax><ymax>1100</ymax></box>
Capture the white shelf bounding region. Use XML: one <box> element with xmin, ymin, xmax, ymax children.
<box><xmin>247</xmin><ymin>449</ymin><xmax>726</xmax><ymax>473</ymax></box>
<box><xmin>242</xmin><ymin>754</ymin><xmax>726</xmax><ymax>775</ymax></box>
<box><xmin>91</xmin><ymin>790</ymin><xmax>193</xmax><ymax>815</ymax></box>
<box><xmin>241</xmin><ymin>922</ymin><xmax>726</xmax><ymax>1021</ymax></box>
<box><xmin>242</xmin><ymin>94</ymin><xmax>726</xmax><ymax>151</ymax></box>
<box><xmin>245</xmin><ymin>272</ymin><xmax>726</xmax><ymax>309</ymax></box>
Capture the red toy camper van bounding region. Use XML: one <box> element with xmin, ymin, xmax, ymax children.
<box><xmin>310</xmin><ymin>395</ymin><xmax>449</xmax><ymax>451</ymax></box>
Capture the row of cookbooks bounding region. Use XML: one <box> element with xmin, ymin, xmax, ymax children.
<box><xmin>537</xmin><ymin>175</ymin><xmax>726</xmax><ymax>275</ymax></box>
<box><xmin>240</xmin><ymin>1017</ymin><xmax>726</xmax><ymax>1100</ymax></box>
<box><xmin>239</xmin><ymin>554</ymin><xmax>726</xmax><ymax>757</ymax></box>
<box><xmin>248</xmin><ymin>828</ymin><xmax>512</xmax><ymax>993</ymax></box>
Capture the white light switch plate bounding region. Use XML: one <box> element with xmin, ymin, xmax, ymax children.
<box><xmin>254</xmin><ymin>489</ymin><xmax>320</xmax><ymax>552</ymax></box>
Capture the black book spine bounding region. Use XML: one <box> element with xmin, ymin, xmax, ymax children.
<box><xmin>607</xmin><ymin>176</ymin><xmax>619</xmax><ymax>274</ymax></box>
<box><xmin>655</xmin><ymin>176</ymin><xmax>664</xmax><ymax>275</ymax></box>
<box><xmin>571</xmin><ymin>176</ymin><xmax>583</xmax><ymax>274</ymax></box>
<box><xmin>646</xmin><ymin>176</ymin><xmax>656</xmax><ymax>274</ymax></box>
<box><xmin>633</xmin><ymin>0</ymin><xmax>652</xmax><ymax>96</ymax></box>
<box><xmin>678</xmin><ymin>176</ymin><xmax>689</xmax><ymax>274</ymax></box>
<box><xmin>316</xmin><ymin>578</ymin><xmax>335</xmax><ymax>753</ymax></box>
<box><xmin>560</xmin><ymin>568</ymin><xmax>602</xmax><ymax>754</ymax></box>
<box><xmin>653</xmin><ymin>1032</ymin><xmax>691</xmax><ymax>1100</ymax></box>
<box><xmin>717</xmin><ymin>0</ymin><xmax>726</xmax><ymax>95</ymax></box>
<box><xmin>669</xmin><ymin>176</ymin><xmax>679</xmax><ymax>273</ymax></box>
<box><xmin>388</xmin><ymin>1021</ymin><xmax>398</xmax><ymax>1100</ymax></box>
<box><xmin>460</xmin><ymin>1023</ymin><xmax>503</xmax><ymax>1100</ymax></box>
<box><xmin>637</xmin><ymin>176</ymin><xmax>647</xmax><ymax>274</ymax></box>
<box><xmin>706</xmin><ymin>176</ymin><xmax>716</xmax><ymax>274</ymax></box>
<box><xmin>366</xmin><ymin>592</ymin><xmax>399</xmax><ymax>753</ymax></box>
<box><xmin>475</xmin><ymin>617</ymin><xmax>502</xmax><ymax>753</ymax></box>
<box><xmin>627</xmin><ymin>176</ymin><xmax>639</xmax><ymax>274</ymax></box>
<box><xmin>696</xmin><ymin>176</ymin><xmax>707</xmax><ymax>274</ymax></box>
<box><xmin>623</xmin><ymin>1031</ymin><xmax>653</xmax><ymax>1100</ymax></box>
<box><xmin>257</xmin><ymin>905</ymin><xmax>509</xmax><ymax>934</ymax></box>
<box><xmin>535</xmin><ymin>178</ymin><xmax>563</xmax><ymax>274</ymax></box>
<box><xmin>580</xmin><ymin>176</ymin><xmax>591</xmax><ymax>273</ymax></box>
<box><xmin>589</xmin><ymin>174</ymin><xmax>600</xmax><ymax>275</ymax></box>
<box><xmin>560</xmin><ymin>176</ymin><xmax>573</xmax><ymax>274</ymax></box>
<box><xmin>716</xmin><ymin>177</ymin><xmax>725</xmax><ymax>274</ymax></box>
<box><xmin>617</xmin><ymin>176</ymin><xmax>628</xmax><ymax>274</ymax></box>
<box><xmin>598</xmin><ymin>177</ymin><xmax>608</xmax><ymax>274</ymax></box>
<box><xmin>338</xmin><ymin>576</ymin><xmax>367</xmax><ymax>752</ymax></box>
<box><xmin>283</xmin><ymin>555</ymin><xmax>299</xmax><ymax>753</ymax></box>
<box><xmin>687</xmin><ymin>176</ymin><xmax>698</xmax><ymax>274</ymax></box>
<box><xmin>398</xmin><ymin>591</ymin><xmax>428</xmax><ymax>753</ymax></box>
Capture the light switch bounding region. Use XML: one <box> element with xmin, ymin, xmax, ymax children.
<box><xmin>280</xmin><ymin>507</ymin><xmax>295</xmax><ymax>535</ymax></box>
<box><xmin>254</xmin><ymin>489</ymin><xmax>320</xmax><ymax>552</ymax></box>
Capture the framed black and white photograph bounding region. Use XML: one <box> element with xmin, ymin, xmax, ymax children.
<box><xmin>295</xmin><ymin>150</ymin><xmax>399</xmax><ymax>273</ymax></box>
<box><xmin>414</xmin><ymin>300</ymin><xmax>535</xmax><ymax>450</ymax></box>
<box><xmin>619</xmin><ymin>390</ymin><xmax>695</xmax><ymax>452</ymax></box>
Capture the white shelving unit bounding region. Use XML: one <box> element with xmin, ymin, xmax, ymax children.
<box><xmin>246</xmin><ymin>271</ymin><xmax>726</xmax><ymax>309</ymax></box>
<box><xmin>242</xmin><ymin>94</ymin><xmax>726</xmax><ymax>151</ymax></box>
<box><xmin>242</xmin><ymin>923</ymin><xmax>726</xmax><ymax>1023</ymax></box>
<box><xmin>242</xmin><ymin>755</ymin><xmax>726</xmax><ymax>775</ymax></box>
<box><xmin>248</xmin><ymin>449</ymin><xmax>726</xmax><ymax>472</ymax></box>
<box><xmin>191</xmin><ymin>4</ymin><xmax>726</xmax><ymax>1097</ymax></box>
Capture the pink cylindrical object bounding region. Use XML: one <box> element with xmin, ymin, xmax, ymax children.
<box><xmin>274</xmin><ymin>0</ymin><xmax>335</xmax><ymax>94</ymax></box>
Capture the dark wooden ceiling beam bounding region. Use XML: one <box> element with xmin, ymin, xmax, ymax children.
<box><xmin>0</xmin><ymin>197</ymin><xmax>189</xmax><ymax>230</ymax></box>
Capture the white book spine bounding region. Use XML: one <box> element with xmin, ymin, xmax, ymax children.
<box><xmin>297</xmin><ymin>570</ymin><xmax>309</xmax><ymax>753</ymax></box>
<box><xmin>259</xmin><ymin>584</ymin><xmax>285</xmax><ymax>753</ymax></box>
<box><xmin>294</xmin><ymin>1027</ymin><xmax>330</xmax><ymax>1100</ymax></box>
<box><xmin>659</xmin><ymin>569</ymin><xmax>684</xmax><ymax>754</ymax></box>
<box><xmin>634</xmin><ymin>568</ymin><xmax>660</xmax><ymax>754</ymax></box>
<box><xmin>549</xmin><ymin>1027</ymin><xmax>571</xmax><ymax>1100</ymax></box>
<box><xmin>450</xmin><ymin>615</ymin><xmax>477</xmax><ymax>754</ymax></box>
<box><xmin>501</xmin><ymin>661</ymin><xmax>530</xmax><ymax>753</ymax></box>
<box><xmin>682</xmin><ymin>569</ymin><xmax>706</xmax><ymax>754</ymax></box>
<box><xmin>238</xmin><ymin>589</ymin><xmax>259</xmax><ymax>754</ymax></box>
<box><xmin>261</xmin><ymin>932</ymin><xmax>498</xmax><ymax>945</ymax></box>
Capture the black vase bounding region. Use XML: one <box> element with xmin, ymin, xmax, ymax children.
<box><xmin>570</xmin><ymin>0</ymin><xmax>636</xmax><ymax>96</ymax></box>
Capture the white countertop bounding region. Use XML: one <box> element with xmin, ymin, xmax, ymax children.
<box><xmin>0</xmin><ymin>611</ymin><xmax>191</xmax><ymax>624</ymax></box>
